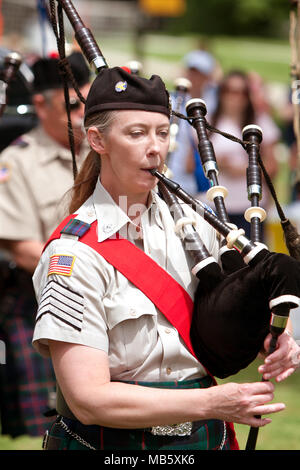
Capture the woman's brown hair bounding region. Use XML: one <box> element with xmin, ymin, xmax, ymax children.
<box><xmin>211</xmin><ymin>70</ymin><xmax>255</xmax><ymax>130</ymax></box>
<box><xmin>69</xmin><ymin>111</ymin><xmax>118</xmax><ymax>214</ymax></box>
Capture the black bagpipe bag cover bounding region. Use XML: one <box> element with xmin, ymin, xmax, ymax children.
<box><xmin>190</xmin><ymin>249</ymin><xmax>300</xmax><ymax>378</ymax></box>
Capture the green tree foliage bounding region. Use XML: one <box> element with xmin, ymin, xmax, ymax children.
<box><xmin>168</xmin><ymin>0</ymin><xmax>290</xmax><ymax>37</ymax></box>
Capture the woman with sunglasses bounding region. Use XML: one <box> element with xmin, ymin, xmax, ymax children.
<box><xmin>32</xmin><ymin>67</ymin><xmax>299</xmax><ymax>451</ymax></box>
<box><xmin>209</xmin><ymin>70</ymin><xmax>280</xmax><ymax>239</ymax></box>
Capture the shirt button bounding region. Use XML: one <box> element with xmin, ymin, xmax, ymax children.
<box><xmin>130</xmin><ymin>308</ymin><xmax>137</xmax><ymax>317</ymax></box>
<box><xmin>166</xmin><ymin>367</ymin><xmax>172</xmax><ymax>375</ymax></box>
<box><xmin>164</xmin><ymin>328</ymin><xmax>171</xmax><ymax>334</ymax></box>
<box><xmin>87</xmin><ymin>209</ymin><xmax>94</xmax><ymax>218</ymax></box>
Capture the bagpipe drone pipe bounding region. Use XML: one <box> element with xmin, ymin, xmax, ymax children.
<box><xmin>152</xmin><ymin>167</ymin><xmax>300</xmax><ymax>379</ymax></box>
<box><xmin>153</xmin><ymin>99</ymin><xmax>300</xmax><ymax>380</ymax></box>
<box><xmin>0</xmin><ymin>51</ymin><xmax>22</xmax><ymax>118</ymax></box>
<box><xmin>146</xmin><ymin>86</ymin><xmax>300</xmax><ymax>383</ymax></box>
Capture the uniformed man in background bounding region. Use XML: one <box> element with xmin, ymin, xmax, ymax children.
<box><xmin>0</xmin><ymin>50</ymin><xmax>91</xmax><ymax>437</ymax></box>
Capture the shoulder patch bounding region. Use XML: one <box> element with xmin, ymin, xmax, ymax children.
<box><xmin>60</xmin><ymin>218</ymin><xmax>91</xmax><ymax>238</ymax></box>
<box><xmin>11</xmin><ymin>137</ymin><xmax>29</xmax><ymax>148</ymax></box>
<box><xmin>0</xmin><ymin>163</ymin><xmax>10</xmax><ymax>183</ymax></box>
<box><xmin>48</xmin><ymin>254</ymin><xmax>76</xmax><ymax>277</ymax></box>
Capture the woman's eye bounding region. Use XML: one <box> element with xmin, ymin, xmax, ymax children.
<box><xmin>131</xmin><ymin>131</ymin><xmax>143</xmax><ymax>138</ymax></box>
<box><xmin>159</xmin><ymin>130</ymin><xmax>169</xmax><ymax>139</ymax></box>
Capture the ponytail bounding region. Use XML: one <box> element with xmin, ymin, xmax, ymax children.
<box><xmin>68</xmin><ymin>110</ymin><xmax>118</xmax><ymax>214</ymax></box>
<box><xmin>69</xmin><ymin>149</ymin><xmax>100</xmax><ymax>213</ymax></box>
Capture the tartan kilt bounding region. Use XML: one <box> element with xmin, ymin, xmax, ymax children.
<box><xmin>44</xmin><ymin>377</ymin><xmax>239</xmax><ymax>450</ymax></box>
<box><xmin>0</xmin><ymin>268</ymin><xmax>56</xmax><ymax>437</ymax></box>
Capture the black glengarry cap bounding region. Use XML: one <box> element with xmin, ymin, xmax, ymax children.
<box><xmin>32</xmin><ymin>51</ymin><xmax>91</xmax><ymax>93</ymax></box>
<box><xmin>84</xmin><ymin>66</ymin><xmax>171</xmax><ymax>121</ymax></box>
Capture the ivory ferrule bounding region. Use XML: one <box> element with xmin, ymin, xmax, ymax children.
<box><xmin>174</xmin><ymin>77</ymin><xmax>192</xmax><ymax>91</ymax></box>
<box><xmin>243</xmin><ymin>124</ymin><xmax>263</xmax><ymax>134</ymax></box>
<box><xmin>170</xmin><ymin>123</ymin><xmax>179</xmax><ymax>136</ymax></box>
<box><xmin>226</xmin><ymin>229</ymin><xmax>245</xmax><ymax>249</ymax></box>
<box><xmin>269</xmin><ymin>295</ymin><xmax>300</xmax><ymax>310</ymax></box>
<box><xmin>191</xmin><ymin>256</ymin><xmax>218</xmax><ymax>276</ymax></box>
<box><xmin>206</xmin><ymin>185</ymin><xmax>228</xmax><ymax>202</ymax></box>
<box><xmin>243</xmin><ymin>242</ymin><xmax>267</xmax><ymax>264</ymax></box>
<box><xmin>244</xmin><ymin>206</ymin><xmax>267</xmax><ymax>223</ymax></box>
<box><xmin>174</xmin><ymin>216</ymin><xmax>197</xmax><ymax>239</ymax></box>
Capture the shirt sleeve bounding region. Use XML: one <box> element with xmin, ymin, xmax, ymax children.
<box><xmin>32</xmin><ymin>236</ymin><xmax>110</xmax><ymax>357</ymax></box>
<box><xmin>257</xmin><ymin>113</ymin><xmax>281</xmax><ymax>145</ymax></box>
<box><xmin>0</xmin><ymin>149</ymin><xmax>42</xmax><ymax>240</ymax></box>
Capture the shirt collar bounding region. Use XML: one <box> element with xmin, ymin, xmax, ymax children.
<box><xmin>81</xmin><ymin>180</ymin><xmax>163</xmax><ymax>242</ymax></box>
<box><xmin>35</xmin><ymin>126</ymin><xmax>89</xmax><ymax>164</ymax></box>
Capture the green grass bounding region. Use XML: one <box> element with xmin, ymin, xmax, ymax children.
<box><xmin>0</xmin><ymin>434</ymin><xmax>42</xmax><ymax>451</ymax></box>
<box><xmin>217</xmin><ymin>360</ymin><xmax>300</xmax><ymax>450</ymax></box>
<box><xmin>211</xmin><ymin>36</ymin><xmax>291</xmax><ymax>84</ymax></box>
<box><xmin>96</xmin><ymin>32</ymin><xmax>291</xmax><ymax>84</ymax></box>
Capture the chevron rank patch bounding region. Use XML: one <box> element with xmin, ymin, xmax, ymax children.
<box><xmin>35</xmin><ymin>279</ymin><xmax>84</xmax><ymax>331</ymax></box>
<box><xmin>48</xmin><ymin>254</ymin><xmax>75</xmax><ymax>277</ymax></box>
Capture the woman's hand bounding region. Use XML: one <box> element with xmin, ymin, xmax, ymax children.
<box><xmin>258</xmin><ymin>332</ymin><xmax>300</xmax><ymax>382</ymax></box>
<box><xmin>208</xmin><ymin>381</ymin><xmax>285</xmax><ymax>427</ymax></box>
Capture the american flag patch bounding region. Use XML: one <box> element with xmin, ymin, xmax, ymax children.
<box><xmin>48</xmin><ymin>254</ymin><xmax>75</xmax><ymax>277</ymax></box>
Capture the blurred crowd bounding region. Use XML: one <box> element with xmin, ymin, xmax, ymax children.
<box><xmin>0</xmin><ymin>33</ymin><xmax>300</xmax><ymax>439</ymax></box>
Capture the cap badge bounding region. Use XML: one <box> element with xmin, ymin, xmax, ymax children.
<box><xmin>115</xmin><ymin>80</ymin><xmax>127</xmax><ymax>92</ymax></box>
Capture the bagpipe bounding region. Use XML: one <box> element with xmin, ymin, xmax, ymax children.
<box><xmin>47</xmin><ymin>0</ymin><xmax>300</xmax><ymax>450</ymax></box>
<box><xmin>0</xmin><ymin>51</ymin><xmax>22</xmax><ymax>118</ymax></box>
<box><xmin>168</xmin><ymin>77</ymin><xmax>192</xmax><ymax>155</ymax></box>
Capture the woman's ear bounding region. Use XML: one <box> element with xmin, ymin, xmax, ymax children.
<box><xmin>87</xmin><ymin>126</ymin><xmax>106</xmax><ymax>154</ymax></box>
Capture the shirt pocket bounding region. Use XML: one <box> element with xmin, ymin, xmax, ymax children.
<box><xmin>105</xmin><ymin>297</ymin><xmax>158</xmax><ymax>371</ymax></box>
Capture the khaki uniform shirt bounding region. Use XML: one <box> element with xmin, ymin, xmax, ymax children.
<box><xmin>0</xmin><ymin>126</ymin><xmax>88</xmax><ymax>243</ymax></box>
<box><xmin>32</xmin><ymin>180</ymin><xmax>220</xmax><ymax>382</ymax></box>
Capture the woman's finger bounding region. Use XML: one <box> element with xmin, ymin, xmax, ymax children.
<box><xmin>252</xmin><ymin>402</ymin><xmax>285</xmax><ymax>417</ymax></box>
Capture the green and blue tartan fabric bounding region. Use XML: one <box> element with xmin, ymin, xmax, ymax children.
<box><xmin>44</xmin><ymin>377</ymin><xmax>238</xmax><ymax>450</ymax></box>
<box><xmin>60</xmin><ymin>218</ymin><xmax>91</xmax><ymax>238</ymax></box>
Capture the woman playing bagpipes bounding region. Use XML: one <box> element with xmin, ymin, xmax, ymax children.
<box><xmin>31</xmin><ymin>66</ymin><xmax>300</xmax><ymax>451</ymax></box>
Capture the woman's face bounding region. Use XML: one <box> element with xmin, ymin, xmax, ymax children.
<box><xmin>90</xmin><ymin>110</ymin><xmax>170</xmax><ymax>203</ymax></box>
<box><xmin>35</xmin><ymin>84</ymin><xmax>90</xmax><ymax>148</ymax></box>
<box><xmin>220</xmin><ymin>75</ymin><xmax>249</xmax><ymax>115</ymax></box>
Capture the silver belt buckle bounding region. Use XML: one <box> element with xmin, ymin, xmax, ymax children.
<box><xmin>150</xmin><ymin>421</ymin><xmax>192</xmax><ymax>436</ymax></box>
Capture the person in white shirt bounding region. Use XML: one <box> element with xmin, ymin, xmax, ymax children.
<box><xmin>209</xmin><ymin>70</ymin><xmax>280</xmax><ymax>239</ymax></box>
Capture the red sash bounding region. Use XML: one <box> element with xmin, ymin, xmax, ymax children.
<box><xmin>44</xmin><ymin>215</ymin><xmax>239</xmax><ymax>448</ymax></box>
<box><xmin>44</xmin><ymin>215</ymin><xmax>196</xmax><ymax>358</ymax></box>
